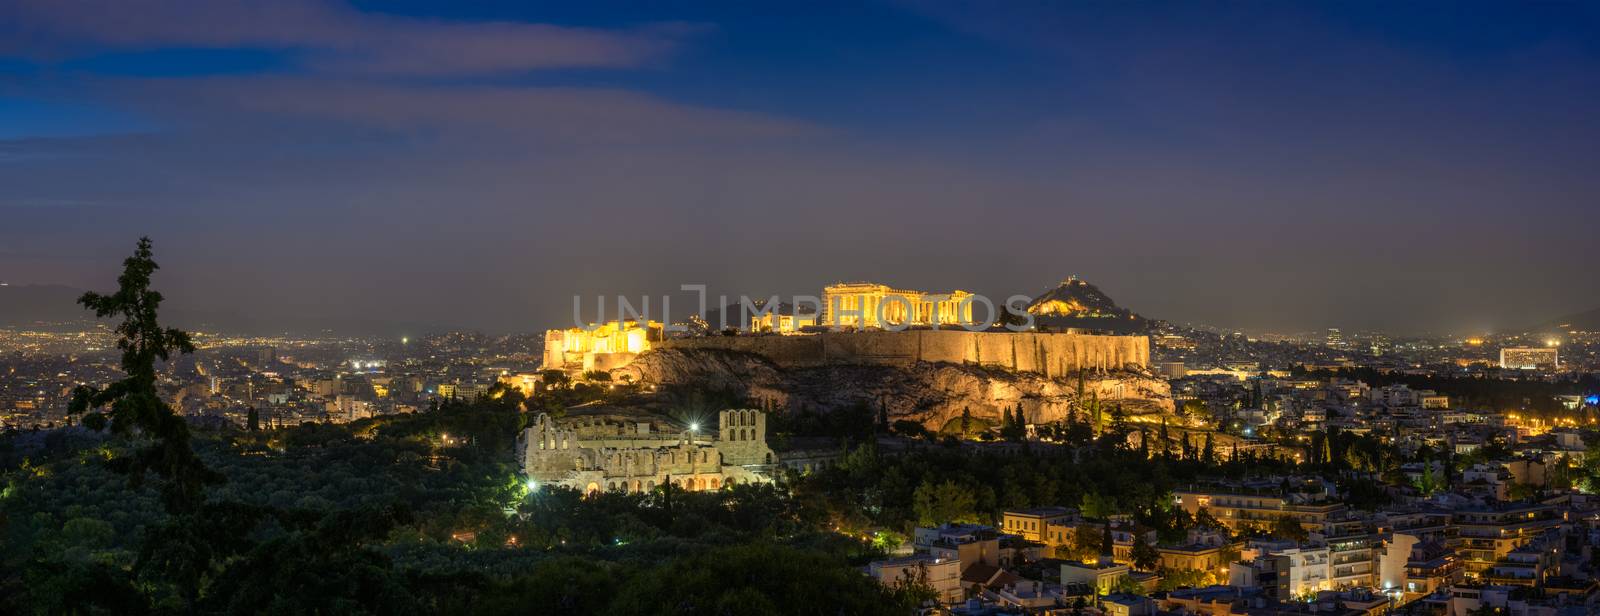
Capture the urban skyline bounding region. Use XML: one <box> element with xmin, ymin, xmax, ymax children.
<box><xmin>4</xmin><ymin>3</ymin><xmax>1600</xmax><ymax>615</ymax></box>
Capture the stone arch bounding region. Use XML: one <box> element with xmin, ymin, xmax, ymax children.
<box><xmin>585</xmin><ymin>482</ymin><xmax>600</xmax><ymax>496</ymax></box>
<box><xmin>608</xmin><ymin>481</ymin><xmax>616</xmax><ymax>491</ymax></box>
<box><xmin>709</xmin><ymin>477</ymin><xmax>720</xmax><ymax>489</ymax></box>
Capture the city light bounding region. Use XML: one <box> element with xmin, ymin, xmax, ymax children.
<box><xmin>0</xmin><ymin>16</ymin><xmax>1594</xmax><ymax>611</ymax></box>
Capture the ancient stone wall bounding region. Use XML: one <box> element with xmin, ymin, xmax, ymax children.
<box><xmin>716</xmin><ymin>409</ymin><xmax>775</xmax><ymax>466</ymax></box>
<box><xmin>656</xmin><ymin>330</ymin><xmax>1148</xmax><ymax>377</ymax></box>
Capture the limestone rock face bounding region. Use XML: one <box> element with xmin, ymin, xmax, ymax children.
<box><xmin>613</xmin><ymin>348</ymin><xmax>1173</xmax><ymax>430</ymax></box>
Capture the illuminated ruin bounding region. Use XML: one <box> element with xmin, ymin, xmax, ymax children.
<box><xmin>820</xmin><ymin>282</ymin><xmax>974</xmax><ymax>329</ymax></box>
<box><xmin>541</xmin><ymin>319</ymin><xmax>663</xmax><ymax>373</ymax></box>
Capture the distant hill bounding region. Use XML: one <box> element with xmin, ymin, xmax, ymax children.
<box><xmin>1025</xmin><ymin>277</ymin><xmax>1149</xmax><ymax>334</ymax></box>
<box><xmin>0</xmin><ymin>284</ymin><xmax>92</xmax><ymax>327</ymax></box>
<box><xmin>1522</xmin><ymin>306</ymin><xmax>1600</xmax><ymax>334</ymax></box>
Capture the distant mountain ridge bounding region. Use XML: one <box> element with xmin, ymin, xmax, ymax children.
<box><xmin>0</xmin><ymin>284</ymin><xmax>92</xmax><ymax>327</ymax></box>
<box><xmin>0</xmin><ymin>283</ymin><xmax>453</xmax><ymax>336</ymax></box>
<box><xmin>1522</xmin><ymin>305</ymin><xmax>1600</xmax><ymax>334</ymax></box>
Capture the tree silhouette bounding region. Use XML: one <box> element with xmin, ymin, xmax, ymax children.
<box><xmin>68</xmin><ymin>237</ymin><xmax>221</xmax><ymax>512</ymax></box>
<box><xmin>1131</xmin><ymin>534</ymin><xmax>1160</xmax><ymax>571</ymax></box>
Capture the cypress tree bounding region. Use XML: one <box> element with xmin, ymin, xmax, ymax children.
<box><xmin>68</xmin><ymin>237</ymin><xmax>220</xmax><ymax>513</ymax></box>
<box><xmin>1159</xmin><ymin>416</ymin><xmax>1170</xmax><ymax>459</ymax></box>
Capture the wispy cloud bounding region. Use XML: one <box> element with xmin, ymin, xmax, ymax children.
<box><xmin>93</xmin><ymin>76</ymin><xmax>825</xmax><ymax>144</ymax></box>
<box><xmin>2</xmin><ymin>0</ymin><xmax>699</xmax><ymax>75</ymax></box>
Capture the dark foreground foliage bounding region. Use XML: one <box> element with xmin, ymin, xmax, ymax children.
<box><xmin>0</xmin><ymin>401</ymin><xmax>921</xmax><ymax>615</ymax></box>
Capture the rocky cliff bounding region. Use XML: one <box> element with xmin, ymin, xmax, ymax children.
<box><xmin>656</xmin><ymin>330</ymin><xmax>1150</xmax><ymax>379</ymax></box>
<box><xmin>613</xmin><ymin>347</ymin><xmax>1173</xmax><ymax>430</ymax></box>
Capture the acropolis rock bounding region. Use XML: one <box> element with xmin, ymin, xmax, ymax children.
<box><xmin>612</xmin><ymin>337</ymin><xmax>1172</xmax><ymax>431</ymax></box>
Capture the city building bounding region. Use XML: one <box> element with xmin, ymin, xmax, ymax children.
<box><xmin>1323</xmin><ymin>519</ymin><xmax>1377</xmax><ymax>589</ymax></box>
<box><xmin>869</xmin><ymin>554</ymin><xmax>963</xmax><ymax>603</ymax></box>
<box><xmin>1498</xmin><ymin>347</ymin><xmax>1558</xmax><ymax>370</ymax></box>
<box><xmin>1483</xmin><ymin>529</ymin><xmax>1564</xmax><ymax>587</ymax></box>
<box><xmin>1238</xmin><ymin>541</ymin><xmax>1332</xmax><ymax>599</ymax></box>
<box><xmin>1099</xmin><ymin>593</ymin><xmax>1157</xmax><ymax>616</ymax></box>
<box><xmin>1452</xmin><ymin>503</ymin><xmax>1561</xmax><ymax>579</ymax></box>
<box><xmin>1173</xmin><ymin>489</ymin><xmax>1346</xmax><ymax>534</ymax></box>
<box><xmin>1001</xmin><ymin>506</ymin><xmax>1076</xmax><ymax>543</ymax></box>
<box><xmin>1061</xmin><ymin>559</ymin><xmax>1132</xmax><ymax>595</ymax></box>
<box><xmin>1400</xmin><ymin>540</ymin><xmax>1461</xmax><ymax>598</ymax></box>
<box><xmin>1157</xmin><ymin>529</ymin><xmax>1243</xmax><ymax>581</ymax></box>
<box><xmin>436</xmin><ymin>381</ymin><xmax>488</xmax><ymax>400</ymax></box>
<box><xmin>497</xmin><ymin>372</ymin><xmax>543</xmax><ymax>395</ymax></box>
<box><xmin>915</xmin><ymin>524</ymin><xmax>1040</xmax><ymax>573</ymax></box>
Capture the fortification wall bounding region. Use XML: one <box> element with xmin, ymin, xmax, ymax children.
<box><xmin>657</xmin><ymin>330</ymin><xmax>1148</xmax><ymax>377</ymax></box>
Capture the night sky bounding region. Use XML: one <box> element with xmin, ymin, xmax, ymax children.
<box><xmin>1</xmin><ymin>1</ymin><xmax>1596</xmax><ymax>335</ymax></box>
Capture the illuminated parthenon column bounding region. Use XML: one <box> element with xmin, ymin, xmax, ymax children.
<box><xmin>821</xmin><ymin>282</ymin><xmax>975</xmax><ymax>329</ymax></box>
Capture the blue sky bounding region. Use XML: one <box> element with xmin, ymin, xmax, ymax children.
<box><xmin>1</xmin><ymin>1</ymin><xmax>1597</xmax><ymax>334</ymax></box>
